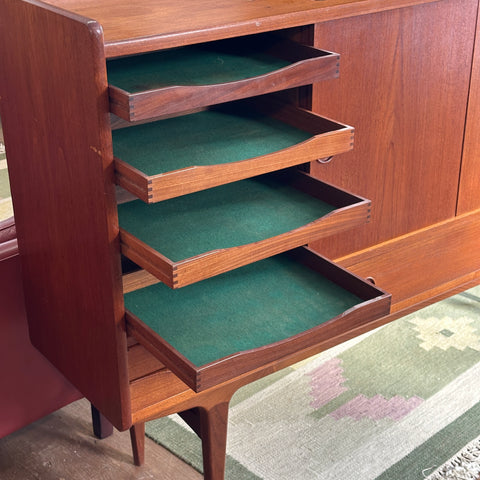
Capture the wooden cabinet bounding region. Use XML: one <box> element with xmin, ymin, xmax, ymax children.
<box><xmin>0</xmin><ymin>0</ymin><xmax>478</xmax><ymax>478</ymax></box>
<box><xmin>0</xmin><ymin>0</ymin><xmax>391</xmax><ymax>436</ymax></box>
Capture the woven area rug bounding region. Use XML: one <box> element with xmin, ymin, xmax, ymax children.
<box><xmin>146</xmin><ymin>287</ymin><xmax>480</xmax><ymax>479</ymax></box>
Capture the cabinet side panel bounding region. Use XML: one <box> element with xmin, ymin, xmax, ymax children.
<box><xmin>310</xmin><ymin>0</ymin><xmax>477</xmax><ymax>258</ymax></box>
<box><xmin>457</xmin><ymin>1</ymin><xmax>480</xmax><ymax>214</ymax></box>
<box><xmin>0</xmin><ymin>0</ymin><xmax>131</xmax><ymax>429</ymax></box>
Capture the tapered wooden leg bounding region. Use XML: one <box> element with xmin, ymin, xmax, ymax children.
<box><xmin>90</xmin><ymin>404</ymin><xmax>113</xmax><ymax>439</ymax></box>
<box><xmin>130</xmin><ymin>422</ymin><xmax>146</xmax><ymax>466</ymax></box>
<box><xmin>198</xmin><ymin>402</ymin><xmax>230</xmax><ymax>480</ymax></box>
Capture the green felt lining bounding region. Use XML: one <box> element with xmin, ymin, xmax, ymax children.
<box><xmin>107</xmin><ymin>37</ymin><xmax>290</xmax><ymax>91</ymax></box>
<box><xmin>117</xmin><ymin>173</ymin><xmax>334</xmax><ymax>262</ymax></box>
<box><xmin>124</xmin><ymin>254</ymin><xmax>361</xmax><ymax>367</ymax></box>
<box><xmin>112</xmin><ymin>107</ymin><xmax>311</xmax><ymax>176</ymax></box>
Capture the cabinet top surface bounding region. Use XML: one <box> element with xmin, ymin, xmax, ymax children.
<box><xmin>40</xmin><ymin>0</ymin><xmax>439</xmax><ymax>57</ymax></box>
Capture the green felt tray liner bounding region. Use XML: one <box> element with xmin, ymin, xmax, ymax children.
<box><xmin>112</xmin><ymin>107</ymin><xmax>311</xmax><ymax>176</ymax></box>
<box><xmin>118</xmin><ymin>174</ymin><xmax>334</xmax><ymax>262</ymax></box>
<box><xmin>107</xmin><ymin>37</ymin><xmax>290</xmax><ymax>92</ymax></box>
<box><xmin>124</xmin><ymin>254</ymin><xmax>362</xmax><ymax>367</ymax></box>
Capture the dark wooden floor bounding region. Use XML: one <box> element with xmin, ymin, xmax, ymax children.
<box><xmin>0</xmin><ymin>399</ymin><xmax>202</xmax><ymax>480</ymax></box>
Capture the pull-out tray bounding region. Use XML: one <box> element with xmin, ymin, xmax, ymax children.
<box><xmin>113</xmin><ymin>99</ymin><xmax>353</xmax><ymax>203</ymax></box>
<box><xmin>118</xmin><ymin>169</ymin><xmax>371</xmax><ymax>289</ymax></box>
<box><xmin>125</xmin><ymin>247</ymin><xmax>391</xmax><ymax>392</ymax></box>
<box><xmin>107</xmin><ymin>33</ymin><xmax>340</xmax><ymax>121</ymax></box>
<box><xmin>113</xmin><ymin>99</ymin><xmax>354</xmax><ymax>203</ymax></box>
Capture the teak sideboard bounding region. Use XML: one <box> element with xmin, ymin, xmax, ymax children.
<box><xmin>1</xmin><ymin>0</ymin><xmax>479</xmax><ymax>478</ymax></box>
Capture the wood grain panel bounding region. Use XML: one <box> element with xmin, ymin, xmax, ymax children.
<box><xmin>335</xmin><ymin>209</ymin><xmax>480</xmax><ymax>310</ymax></box>
<box><xmin>127</xmin><ymin>343</ymin><xmax>165</xmax><ymax>382</ymax></box>
<box><xmin>310</xmin><ymin>0</ymin><xmax>478</xmax><ymax>259</ymax></box>
<box><xmin>40</xmin><ymin>0</ymin><xmax>440</xmax><ymax>57</ymax></box>
<box><xmin>457</xmin><ymin>1</ymin><xmax>480</xmax><ymax>214</ymax></box>
<box><xmin>0</xmin><ymin>0</ymin><xmax>131</xmax><ymax>430</ymax></box>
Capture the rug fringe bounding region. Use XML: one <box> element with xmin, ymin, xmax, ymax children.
<box><xmin>424</xmin><ymin>436</ymin><xmax>480</xmax><ymax>480</ymax></box>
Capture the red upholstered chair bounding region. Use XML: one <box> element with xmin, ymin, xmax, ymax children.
<box><xmin>0</xmin><ymin>217</ymin><xmax>115</xmax><ymax>439</ymax></box>
<box><xmin>0</xmin><ymin>216</ymin><xmax>82</xmax><ymax>437</ymax></box>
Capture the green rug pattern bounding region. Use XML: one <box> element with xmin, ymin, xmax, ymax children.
<box><xmin>146</xmin><ymin>286</ymin><xmax>480</xmax><ymax>479</ymax></box>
